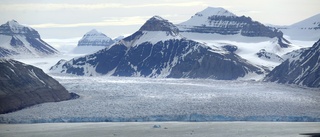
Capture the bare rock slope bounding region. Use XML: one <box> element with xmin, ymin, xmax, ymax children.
<box><xmin>0</xmin><ymin>59</ymin><xmax>77</xmax><ymax>114</ymax></box>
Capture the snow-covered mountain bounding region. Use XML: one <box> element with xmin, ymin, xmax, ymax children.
<box><xmin>77</xmin><ymin>29</ymin><xmax>114</xmax><ymax>47</ymax></box>
<box><xmin>50</xmin><ymin>16</ymin><xmax>264</xmax><ymax>80</ymax></box>
<box><xmin>278</xmin><ymin>13</ymin><xmax>320</xmax><ymax>41</ymax></box>
<box><xmin>178</xmin><ymin>7</ymin><xmax>288</xmax><ymax>43</ymax></box>
<box><xmin>0</xmin><ymin>20</ymin><xmax>58</xmax><ymax>58</ymax></box>
<box><xmin>0</xmin><ymin>59</ymin><xmax>76</xmax><ymax>114</ymax></box>
<box><xmin>174</xmin><ymin>7</ymin><xmax>297</xmax><ymax>69</ymax></box>
<box><xmin>264</xmin><ymin>39</ymin><xmax>320</xmax><ymax>87</ymax></box>
<box><xmin>72</xmin><ymin>29</ymin><xmax>115</xmax><ymax>54</ymax></box>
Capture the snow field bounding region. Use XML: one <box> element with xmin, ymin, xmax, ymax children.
<box><xmin>181</xmin><ymin>32</ymin><xmax>315</xmax><ymax>69</ymax></box>
<box><xmin>1</xmin><ymin>76</ymin><xmax>319</xmax><ymax>123</ymax></box>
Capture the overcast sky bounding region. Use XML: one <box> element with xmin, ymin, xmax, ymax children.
<box><xmin>1</xmin><ymin>0</ymin><xmax>319</xmax><ymax>39</ymax></box>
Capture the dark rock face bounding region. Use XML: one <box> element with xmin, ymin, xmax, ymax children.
<box><xmin>0</xmin><ymin>20</ymin><xmax>58</xmax><ymax>57</ymax></box>
<box><xmin>166</xmin><ymin>42</ymin><xmax>263</xmax><ymax>79</ymax></box>
<box><xmin>0</xmin><ymin>59</ymin><xmax>74</xmax><ymax>114</ymax></box>
<box><xmin>221</xmin><ymin>45</ymin><xmax>238</xmax><ymax>53</ymax></box>
<box><xmin>264</xmin><ymin>39</ymin><xmax>320</xmax><ymax>88</ymax></box>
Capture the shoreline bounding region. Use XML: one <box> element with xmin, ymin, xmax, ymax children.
<box><xmin>1</xmin><ymin>122</ymin><xmax>320</xmax><ymax>137</ymax></box>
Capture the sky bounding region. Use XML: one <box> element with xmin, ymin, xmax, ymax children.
<box><xmin>1</xmin><ymin>0</ymin><xmax>319</xmax><ymax>41</ymax></box>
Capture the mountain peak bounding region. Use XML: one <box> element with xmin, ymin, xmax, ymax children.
<box><xmin>179</xmin><ymin>7</ymin><xmax>237</xmax><ymax>27</ymax></box>
<box><xmin>0</xmin><ymin>20</ymin><xmax>58</xmax><ymax>57</ymax></box>
<box><xmin>77</xmin><ymin>29</ymin><xmax>114</xmax><ymax>47</ymax></box>
<box><xmin>86</xmin><ymin>29</ymin><xmax>99</xmax><ymax>34</ymax></box>
<box><xmin>7</xmin><ymin>20</ymin><xmax>19</xmax><ymax>26</ymax></box>
<box><xmin>196</xmin><ymin>7</ymin><xmax>236</xmax><ymax>17</ymax></box>
<box><xmin>139</xmin><ymin>16</ymin><xmax>179</xmax><ymax>35</ymax></box>
<box><xmin>150</xmin><ymin>15</ymin><xmax>166</xmax><ymax>21</ymax></box>
<box><xmin>0</xmin><ymin>20</ymin><xmax>37</xmax><ymax>36</ymax></box>
<box><xmin>83</xmin><ymin>29</ymin><xmax>106</xmax><ymax>37</ymax></box>
<box><xmin>6</xmin><ymin>20</ymin><xmax>32</xmax><ymax>31</ymax></box>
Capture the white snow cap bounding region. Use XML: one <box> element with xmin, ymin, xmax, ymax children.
<box><xmin>80</xmin><ymin>29</ymin><xmax>112</xmax><ymax>41</ymax></box>
<box><xmin>7</xmin><ymin>20</ymin><xmax>25</xmax><ymax>28</ymax></box>
<box><xmin>179</xmin><ymin>7</ymin><xmax>236</xmax><ymax>26</ymax></box>
<box><xmin>84</xmin><ymin>29</ymin><xmax>104</xmax><ymax>36</ymax></box>
<box><xmin>151</xmin><ymin>15</ymin><xmax>166</xmax><ymax>21</ymax></box>
<box><xmin>195</xmin><ymin>7</ymin><xmax>236</xmax><ymax>17</ymax></box>
<box><xmin>8</xmin><ymin>20</ymin><xmax>21</xmax><ymax>27</ymax></box>
<box><xmin>2</xmin><ymin>20</ymin><xmax>34</xmax><ymax>33</ymax></box>
<box><xmin>114</xmin><ymin>36</ymin><xmax>125</xmax><ymax>42</ymax></box>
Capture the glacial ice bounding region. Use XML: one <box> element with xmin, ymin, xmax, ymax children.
<box><xmin>0</xmin><ymin>76</ymin><xmax>319</xmax><ymax>123</ymax></box>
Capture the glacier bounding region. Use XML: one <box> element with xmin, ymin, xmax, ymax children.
<box><xmin>0</xmin><ymin>75</ymin><xmax>319</xmax><ymax>123</ymax></box>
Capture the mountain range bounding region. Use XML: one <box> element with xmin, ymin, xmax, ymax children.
<box><xmin>0</xmin><ymin>20</ymin><xmax>59</xmax><ymax>58</ymax></box>
<box><xmin>49</xmin><ymin>7</ymin><xmax>320</xmax><ymax>86</ymax></box>
<box><xmin>50</xmin><ymin>16</ymin><xmax>265</xmax><ymax>80</ymax></box>
<box><xmin>1</xmin><ymin>7</ymin><xmax>318</xmax><ymax>88</ymax></box>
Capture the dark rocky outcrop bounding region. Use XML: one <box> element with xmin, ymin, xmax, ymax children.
<box><xmin>264</xmin><ymin>39</ymin><xmax>320</xmax><ymax>88</ymax></box>
<box><xmin>0</xmin><ymin>59</ymin><xmax>76</xmax><ymax>114</ymax></box>
<box><xmin>256</xmin><ymin>49</ymin><xmax>283</xmax><ymax>62</ymax></box>
<box><xmin>221</xmin><ymin>45</ymin><xmax>238</xmax><ymax>53</ymax></box>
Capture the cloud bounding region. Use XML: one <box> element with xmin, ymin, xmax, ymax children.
<box><xmin>0</xmin><ymin>2</ymin><xmax>206</xmax><ymax>11</ymax></box>
<box><xmin>30</xmin><ymin>16</ymin><xmax>150</xmax><ymax>28</ymax></box>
